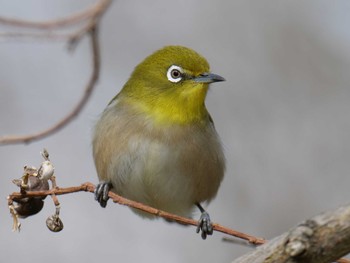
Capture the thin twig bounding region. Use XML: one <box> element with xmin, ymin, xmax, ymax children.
<box><xmin>0</xmin><ymin>27</ymin><xmax>99</xmax><ymax>145</ymax></box>
<box><xmin>0</xmin><ymin>32</ymin><xmax>74</xmax><ymax>41</ymax></box>
<box><xmin>0</xmin><ymin>0</ymin><xmax>112</xmax><ymax>145</ymax></box>
<box><xmin>0</xmin><ymin>21</ymin><xmax>98</xmax><ymax>44</ymax></box>
<box><xmin>8</xmin><ymin>182</ymin><xmax>266</xmax><ymax>245</ymax></box>
<box><xmin>222</xmin><ymin>237</ymin><xmax>257</xmax><ymax>248</ymax></box>
<box><xmin>0</xmin><ymin>0</ymin><xmax>111</xmax><ymax>29</ymax></box>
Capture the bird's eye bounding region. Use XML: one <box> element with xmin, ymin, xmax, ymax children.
<box><xmin>167</xmin><ymin>65</ymin><xmax>183</xmax><ymax>83</ymax></box>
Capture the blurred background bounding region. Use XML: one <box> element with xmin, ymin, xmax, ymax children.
<box><xmin>1</xmin><ymin>1</ymin><xmax>350</xmax><ymax>262</ymax></box>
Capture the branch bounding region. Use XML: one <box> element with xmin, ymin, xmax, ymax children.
<box><xmin>7</xmin><ymin>181</ymin><xmax>350</xmax><ymax>263</ymax></box>
<box><xmin>7</xmin><ymin>182</ymin><xmax>266</xmax><ymax>246</ymax></box>
<box><xmin>231</xmin><ymin>204</ymin><xmax>350</xmax><ymax>263</ymax></box>
<box><xmin>0</xmin><ymin>0</ymin><xmax>111</xmax><ymax>29</ymax></box>
<box><xmin>0</xmin><ymin>27</ymin><xmax>99</xmax><ymax>145</ymax></box>
<box><xmin>0</xmin><ymin>0</ymin><xmax>112</xmax><ymax>145</ymax></box>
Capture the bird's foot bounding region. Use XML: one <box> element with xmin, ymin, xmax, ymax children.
<box><xmin>196</xmin><ymin>204</ymin><xmax>213</xmax><ymax>240</ymax></box>
<box><xmin>94</xmin><ymin>182</ymin><xmax>112</xmax><ymax>208</ymax></box>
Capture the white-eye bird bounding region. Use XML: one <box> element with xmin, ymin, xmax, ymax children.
<box><xmin>93</xmin><ymin>46</ymin><xmax>225</xmax><ymax>239</ymax></box>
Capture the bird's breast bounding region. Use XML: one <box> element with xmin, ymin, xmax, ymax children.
<box><xmin>93</xmin><ymin>102</ymin><xmax>225</xmax><ymax>216</ymax></box>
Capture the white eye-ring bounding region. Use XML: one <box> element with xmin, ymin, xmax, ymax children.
<box><xmin>167</xmin><ymin>65</ymin><xmax>183</xmax><ymax>83</ymax></box>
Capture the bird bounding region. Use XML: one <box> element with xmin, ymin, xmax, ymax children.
<box><xmin>92</xmin><ymin>45</ymin><xmax>225</xmax><ymax>239</ymax></box>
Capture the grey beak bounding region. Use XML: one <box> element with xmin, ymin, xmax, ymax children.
<box><xmin>193</xmin><ymin>73</ymin><xmax>225</xmax><ymax>83</ymax></box>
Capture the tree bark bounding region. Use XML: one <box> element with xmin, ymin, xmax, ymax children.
<box><xmin>232</xmin><ymin>204</ymin><xmax>350</xmax><ymax>263</ymax></box>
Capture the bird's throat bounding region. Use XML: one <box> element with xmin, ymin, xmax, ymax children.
<box><xmin>124</xmin><ymin>86</ymin><xmax>209</xmax><ymax>126</ymax></box>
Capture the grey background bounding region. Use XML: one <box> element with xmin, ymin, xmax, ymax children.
<box><xmin>1</xmin><ymin>1</ymin><xmax>350</xmax><ymax>262</ymax></box>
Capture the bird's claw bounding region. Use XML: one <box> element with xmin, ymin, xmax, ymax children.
<box><xmin>196</xmin><ymin>211</ymin><xmax>213</xmax><ymax>240</ymax></box>
<box><xmin>94</xmin><ymin>182</ymin><xmax>112</xmax><ymax>208</ymax></box>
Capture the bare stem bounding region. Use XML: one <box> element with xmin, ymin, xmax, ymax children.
<box><xmin>7</xmin><ymin>182</ymin><xmax>266</xmax><ymax>245</ymax></box>
<box><xmin>0</xmin><ymin>0</ymin><xmax>111</xmax><ymax>29</ymax></box>
<box><xmin>7</xmin><ymin>182</ymin><xmax>350</xmax><ymax>263</ymax></box>
<box><xmin>0</xmin><ymin>0</ymin><xmax>112</xmax><ymax>145</ymax></box>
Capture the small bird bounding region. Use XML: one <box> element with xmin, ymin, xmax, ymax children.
<box><xmin>93</xmin><ymin>46</ymin><xmax>225</xmax><ymax>239</ymax></box>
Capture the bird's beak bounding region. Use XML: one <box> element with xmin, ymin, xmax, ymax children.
<box><xmin>193</xmin><ymin>73</ymin><xmax>225</xmax><ymax>83</ymax></box>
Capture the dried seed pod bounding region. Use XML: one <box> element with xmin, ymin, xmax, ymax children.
<box><xmin>46</xmin><ymin>214</ymin><xmax>64</xmax><ymax>232</ymax></box>
<box><xmin>13</xmin><ymin>176</ymin><xmax>50</xmax><ymax>218</ymax></box>
<box><xmin>13</xmin><ymin>198</ymin><xmax>45</xmax><ymax>218</ymax></box>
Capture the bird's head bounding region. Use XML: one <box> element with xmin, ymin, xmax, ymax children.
<box><xmin>116</xmin><ymin>46</ymin><xmax>225</xmax><ymax>125</ymax></box>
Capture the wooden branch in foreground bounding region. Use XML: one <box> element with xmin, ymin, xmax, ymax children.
<box><xmin>7</xmin><ymin>182</ymin><xmax>265</xmax><ymax>246</ymax></box>
<box><xmin>232</xmin><ymin>204</ymin><xmax>350</xmax><ymax>263</ymax></box>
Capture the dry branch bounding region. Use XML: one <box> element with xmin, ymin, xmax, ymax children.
<box><xmin>7</xmin><ymin>182</ymin><xmax>350</xmax><ymax>263</ymax></box>
<box><xmin>0</xmin><ymin>0</ymin><xmax>111</xmax><ymax>29</ymax></box>
<box><xmin>232</xmin><ymin>204</ymin><xmax>350</xmax><ymax>263</ymax></box>
<box><xmin>0</xmin><ymin>0</ymin><xmax>112</xmax><ymax>145</ymax></box>
<box><xmin>7</xmin><ymin>182</ymin><xmax>266</xmax><ymax>245</ymax></box>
